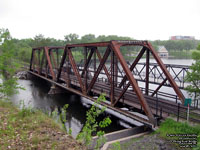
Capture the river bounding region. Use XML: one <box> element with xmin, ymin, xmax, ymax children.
<box><xmin>11</xmin><ymin>59</ymin><xmax>194</xmax><ymax>138</ymax></box>
<box><xmin>11</xmin><ymin>78</ymin><xmax>130</xmax><ymax>138</ymax></box>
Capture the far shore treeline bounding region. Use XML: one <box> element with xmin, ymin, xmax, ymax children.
<box><xmin>0</xmin><ymin>28</ymin><xmax>200</xmax><ymax>62</ymax></box>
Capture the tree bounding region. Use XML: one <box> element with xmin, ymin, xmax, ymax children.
<box><xmin>185</xmin><ymin>44</ymin><xmax>200</xmax><ymax>102</ymax></box>
<box><xmin>81</xmin><ymin>34</ymin><xmax>96</xmax><ymax>43</ymax></box>
<box><xmin>0</xmin><ymin>28</ymin><xmax>21</xmax><ymax>98</ymax></box>
<box><xmin>0</xmin><ymin>28</ymin><xmax>11</xmax><ymax>42</ymax></box>
<box><xmin>64</xmin><ymin>33</ymin><xmax>79</xmax><ymax>44</ymax></box>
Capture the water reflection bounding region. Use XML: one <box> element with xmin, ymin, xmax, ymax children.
<box><xmin>11</xmin><ymin>78</ymin><xmax>125</xmax><ymax>138</ymax></box>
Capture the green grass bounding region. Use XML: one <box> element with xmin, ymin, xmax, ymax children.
<box><xmin>157</xmin><ymin>118</ymin><xmax>200</xmax><ymax>149</ymax></box>
<box><xmin>0</xmin><ymin>99</ymin><xmax>86</xmax><ymax>150</ymax></box>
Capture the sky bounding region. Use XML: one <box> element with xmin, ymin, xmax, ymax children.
<box><xmin>0</xmin><ymin>0</ymin><xmax>200</xmax><ymax>41</ymax></box>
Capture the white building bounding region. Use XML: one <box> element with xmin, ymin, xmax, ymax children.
<box><xmin>158</xmin><ymin>46</ymin><xmax>168</xmax><ymax>58</ymax></box>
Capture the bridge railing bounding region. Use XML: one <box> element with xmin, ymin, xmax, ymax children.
<box><xmin>29</xmin><ymin>41</ymin><xmax>193</xmax><ymax>126</ymax></box>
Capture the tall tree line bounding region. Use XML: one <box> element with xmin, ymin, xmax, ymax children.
<box><xmin>1</xmin><ymin>28</ymin><xmax>200</xmax><ymax>63</ymax></box>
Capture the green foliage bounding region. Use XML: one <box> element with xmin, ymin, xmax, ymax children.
<box><xmin>185</xmin><ymin>44</ymin><xmax>200</xmax><ymax>101</ymax></box>
<box><xmin>64</xmin><ymin>33</ymin><xmax>79</xmax><ymax>44</ymax></box>
<box><xmin>0</xmin><ymin>99</ymin><xmax>85</xmax><ymax>150</ymax></box>
<box><xmin>157</xmin><ymin>119</ymin><xmax>200</xmax><ymax>149</ymax></box>
<box><xmin>51</xmin><ymin>104</ymin><xmax>69</xmax><ymax>132</ymax></box>
<box><xmin>76</xmin><ymin>94</ymin><xmax>112</xmax><ymax>149</ymax></box>
<box><xmin>17</xmin><ymin>100</ymin><xmax>34</xmax><ymax>118</ymax></box>
<box><xmin>0</xmin><ymin>28</ymin><xmax>11</xmax><ymax>42</ymax></box>
<box><xmin>152</xmin><ymin>40</ymin><xmax>200</xmax><ymax>51</ymax></box>
<box><xmin>0</xmin><ymin>28</ymin><xmax>22</xmax><ymax>98</ymax></box>
<box><xmin>68</xmin><ymin>128</ymin><xmax>72</xmax><ymax>136</ymax></box>
<box><xmin>60</xmin><ymin>104</ymin><xmax>69</xmax><ymax>131</ymax></box>
<box><xmin>168</xmin><ymin>50</ymin><xmax>192</xmax><ymax>59</ymax></box>
<box><xmin>0</xmin><ymin>78</ymin><xmax>18</xmax><ymax>97</ymax></box>
<box><xmin>111</xmin><ymin>141</ymin><xmax>121</xmax><ymax>150</ymax></box>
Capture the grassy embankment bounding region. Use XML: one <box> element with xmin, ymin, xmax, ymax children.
<box><xmin>0</xmin><ymin>99</ymin><xmax>86</xmax><ymax>150</ymax></box>
<box><xmin>109</xmin><ymin>119</ymin><xmax>200</xmax><ymax>150</ymax></box>
<box><xmin>157</xmin><ymin>119</ymin><xmax>200</xmax><ymax>149</ymax></box>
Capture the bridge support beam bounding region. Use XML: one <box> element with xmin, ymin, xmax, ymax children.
<box><xmin>29</xmin><ymin>41</ymin><xmax>187</xmax><ymax>127</ymax></box>
<box><xmin>48</xmin><ymin>84</ymin><xmax>66</xmax><ymax>95</ymax></box>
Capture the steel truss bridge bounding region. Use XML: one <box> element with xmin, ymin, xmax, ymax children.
<box><xmin>28</xmin><ymin>40</ymin><xmax>199</xmax><ymax>127</ymax></box>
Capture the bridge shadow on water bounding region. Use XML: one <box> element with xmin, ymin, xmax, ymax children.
<box><xmin>12</xmin><ymin>76</ymin><xmax>133</xmax><ymax>138</ymax></box>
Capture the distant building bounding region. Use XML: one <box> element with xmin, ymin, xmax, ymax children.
<box><xmin>158</xmin><ymin>46</ymin><xmax>168</xmax><ymax>58</ymax></box>
<box><xmin>170</xmin><ymin>36</ymin><xmax>195</xmax><ymax>40</ymax></box>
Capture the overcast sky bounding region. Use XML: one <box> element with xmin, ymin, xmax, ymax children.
<box><xmin>0</xmin><ymin>0</ymin><xmax>199</xmax><ymax>40</ymax></box>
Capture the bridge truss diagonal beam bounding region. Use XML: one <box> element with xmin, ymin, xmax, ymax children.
<box><xmin>29</xmin><ymin>41</ymin><xmax>186</xmax><ymax>127</ymax></box>
<box><xmin>110</xmin><ymin>41</ymin><xmax>156</xmax><ymax>125</ymax></box>
<box><xmin>67</xmin><ymin>47</ymin><xmax>86</xmax><ymax>94</ymax></box>
<box><xmin>146</xmin><ymin>43</ymin><xmax>185</xmax><ymax>103</ymax></box>
<box><xmin>96</xmin><ymin>49</ymin><xmax>112</xmax><ymax>84</ymax></box>
<box><xmin>87</xmin><ymin>47</ymin><xmax>111</xmax><ymax>94</ymax></box>
<box><xmin>118</xmin><ymin>47</ymin><xmax>146</xmax><ymax>88</ymax></box>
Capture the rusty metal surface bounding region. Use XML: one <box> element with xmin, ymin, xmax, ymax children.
<box><xmin>44</xmin><ymin>47</ymin><xmax>56</xmax><ymax>81</ymax></box>
<box><xmin>145</xmin><ymin>49</ymin><xmax>150</xmax><ymax>95</ymax></box>
<box><xmin>67</xmin><ymin>47</ymin><xmax>85</xmax><ymax>93</ymax></box>
<box><xmin>96</xmin><ymin>49</ymin><xmax>112</xmax><ymax>84</ymax></box>
<box><xmin>87</xmin><ymin>47</ymin><xmax>111</xmax><ymax>94</ymax></box>
<box><xmin>146</xmin><ymin>42</ymin><xmax>185</xmax><ymax>103</ymax></box>
<box><xmin>118</xmin><ymin>47</ymin><xmax>146</xmax><ymax>88</ymax></box>
<box><xmin>110</xmin><ymin>41</ymin><xmax>156</xmax><ymax>125</ymax></box>
<box><xmin>29</xmin><ymin>40</ymin><xmax>187</xmax><ymax>127</ymax></box>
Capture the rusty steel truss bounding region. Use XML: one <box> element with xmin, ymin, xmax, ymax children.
<box><xmin>29</xmin><ymin>40</ymin><xmax>185</xmax><ymax>126</ymax></box>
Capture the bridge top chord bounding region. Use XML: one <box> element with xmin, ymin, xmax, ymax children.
<box><xmin>29</xmin><ymin>40</ymin><xmax>191</xmax><ymax>127</ymax></box>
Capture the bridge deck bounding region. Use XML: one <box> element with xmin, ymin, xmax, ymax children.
<box><xmin>29</xmin><ymin>41</ymin><xmax>199</xmax><ymax>127</ymax></box>
<box><xmin>28</xmin><ymin>69</ymin><xmax>192</xmax><ymax>127</ymax></box>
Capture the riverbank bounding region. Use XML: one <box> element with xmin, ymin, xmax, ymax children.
<box><xmin>0</xmin><ymin>99</ymin><xmax>86</xmax><ymax>150</ymax></box>
<box><xmin>107</xmin><ymin>119</ymin><xmax>200</xmax><ymax>150</ymax></box>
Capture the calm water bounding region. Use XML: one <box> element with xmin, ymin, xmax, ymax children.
<box><xmin>10</xmin><ymin>59</ymin><xmax>195</xmax><ymax>137</ymax></box>
<box><xmin>11</xmin><ymin>78</ymin><xmax>129</xmax><ymax>138</ymax></box>
<box><xmin>138</xmin><ymin>58</ymin><xmax>194</xmax><ymax>65</ymax></box>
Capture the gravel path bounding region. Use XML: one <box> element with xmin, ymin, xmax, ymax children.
<box><xmin>108</xmin><ymin>133</ymin><xmax>181</xmax><ymax>150</ymax></box>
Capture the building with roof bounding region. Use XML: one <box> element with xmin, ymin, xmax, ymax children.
<box><xmin>158</xmin><ymin>46</ymin><xmax>168</xmax><ymax>58</ymax></box>
<box><xmin>170</xmin><ymin>36</ymin><xmax>195</xmax><ymax>40</ymax></box>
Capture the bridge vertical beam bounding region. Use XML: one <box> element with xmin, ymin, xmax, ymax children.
<box><xmin>66</xmin><ymin>49</ymin><xmax>70</xmax><ymax>87</ymax></box>
<box><xmin>39</xmin><ymin>49</ymin><xmax>45</xmax><ymax>75</ymax></box>
<box><xmin>84</xmin><ymin>47</ymin><xmax>88</xmax><ymax>90</ymax></box>
<box><xmin>111</xmin><ymin>41</ymin><xmax>156</xmax><ymax>125</ymax></box>
<box><xmin>68</xmin><ymin>47</ymin><xmax>85</xmax><ymax>94</ymax></box>
<box><xmin>33</xmin><ymin>50</ymin><xmax>40</xmax><ymax>73</ymax></box>
<box><xmin>81</xmin><ymin>47</ymin><xmax>94</xmax><ymax>77</ymax></box>
<box><xmin>30</xmin><ymin>48</ymin><xmax>34</xmax><ymax>71</ymax></box>
<box><xmin>44</xmin><ymin>47</ymin><xmax>56</xmax><ymax>81</ymax></box>
<box><xmin>38</xmin><ymin>50</ymin><xmax>41</xmax><ymax>74</ymax></box>
<box><xmin>111</xmin><ymin>50</ymin><xmax>115</xmax><ymax>105</ymax></box>
<box><xmin>57</xmin><ymin>48</ymin><xmax>67</xmax><ymax>81</ymax></box>
<box><xmin>56</xmin><ymin>49</ymin><xmax>59</xmax><ymax>69</ymax></box>
<box><xmin>145</xmin><ymin>49</ymin><xmax>150</xmax><ymax>95</ymax></box>
<box><xmin>114</xmin><ymin>53</ymin><xmax>118</xmax><ymax>87</ymax></box>
<box><xmin>45</xmin><ymin>52</ymin><xmax>48</xmax><ymax>78</ymax></box>
<box><xmin>50</xmin><ymin>49</ymin><xmax>57</xmax><ymax>70</ymax></box>
<box><xmin>32</xmin><ymin>50</ymin><xmax>36</xmax><ymax>72</ymax></box>
<box><xmin>94</xmin><ymin>48</ymin><xmax>96</xmax><ymax>72</ymax></box>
